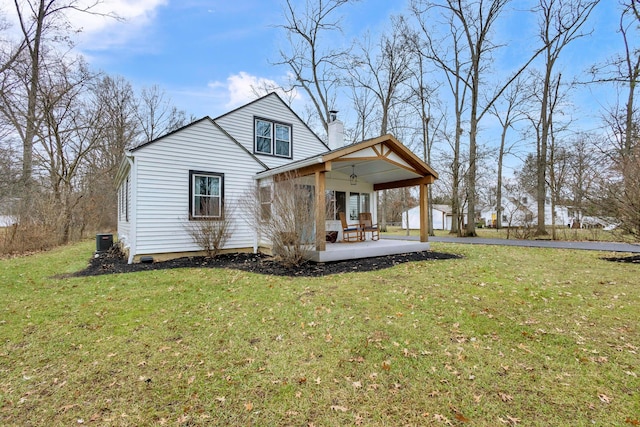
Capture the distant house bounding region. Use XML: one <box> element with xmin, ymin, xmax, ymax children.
<box><xmin>480</xmin><ymin>191</ymin><xmax>570</xmax><ymax>228</ymax></box>
<box><xmin>0</xmin><ymin>215</ymin><xmax>16</xmax><ymax>227</ymax></box>
<box><xmin>0</xmin><ymin>198</ymin><xmax>18</xmax><ymax>227</ymax></box>
<box><xmin>402</xmin><ymin>204</ymin><xmax>461</xmax><ymax>230</ymax></box>
<box><xmin>116</xmin><ymin>93</ymin><xmax>438</xmax><ymax>263</ymax></box>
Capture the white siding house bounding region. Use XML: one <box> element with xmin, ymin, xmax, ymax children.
<box><xmin>480</xmin><ymin>194</ymin><xmax>570</xmax><ymax>228</ymax></box>
<box><xmin>116</xmin><ymin>93</ymin><xmax>438</xmax><ymax>263</ymax></box>
<box><xmin>402</xmin><ymin>204</ymin><xmax>465</xmax><ymax>231</ymax></box>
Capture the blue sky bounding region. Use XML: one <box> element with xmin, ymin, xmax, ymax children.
<box><xmin>71</xmin><ymin>0</ymin><xmax>406</xmax><ymax>118</ymax></box>
<box><xmin>2</xmin><ymin>0</ymin><xmax>628</xmax><ymax>138</ymax></box>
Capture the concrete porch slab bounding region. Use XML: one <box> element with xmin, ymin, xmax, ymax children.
<box><xmin>308</xmin><ymin>238</ymin><xmax>431</xmax><ymax>263</ymax></box>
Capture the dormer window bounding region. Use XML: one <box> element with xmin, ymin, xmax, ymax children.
<box><xmin>255</xmin><ymin>118</ymin><xmax>291</xmax><ymax>158</ymax></box>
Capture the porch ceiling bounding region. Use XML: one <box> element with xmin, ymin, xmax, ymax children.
<box><xmin>256</xmin><ymin>134</ymin><xmax>438</xmax><ymax>188</ymax></box>
<box><xmin>329</xmin><ymin>158</ymin><xmax>421</xmax><ymax>185</ymax></box>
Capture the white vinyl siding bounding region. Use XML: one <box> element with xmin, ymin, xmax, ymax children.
<box><xmin>215</xmin><ymin>93</ymin><xmax>327</xmax><ymax>169</ymax></box>
<box><xmin>130</xmin><ymin>119</ymin><xmax>263</xmax><ymax>256</ymax></box>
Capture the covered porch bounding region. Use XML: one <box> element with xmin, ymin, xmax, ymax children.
<box><xmin>307</xmin><ymin>237</ymin><xmax>432</xmax><ymax>263</ymax></box>
<box><xmin>255</xmin><ymin>134</ymin><xmax>438</xmax><ymax>262</ymax></box>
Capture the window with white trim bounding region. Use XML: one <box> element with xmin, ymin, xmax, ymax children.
<box><xmin>118</xmin><ymin>177</ymin><xmax>129</xmax><ymax>222</ymax></box>
<box><xmin>326</xmin><ymin>190</ymin><xmax>346</xmax><ymax>220</ymax></box>
<box><xmin>255</xmin><ymin>118</ymin><xmax>291</xmax><ymax>158</ymax></box>
<box><xmin>259</xmin><ymin>185</ymin><xmax>272</xmax><ymax>220</ymax></box>
<box><xmin>349</xmin><ymin>192</ymin><xmax>370</xmax><ymax>220</ymax></box>
<box><xmin>189</xmin><ymin>170</ymin><xmax>224</xmax><ymax>219</ymax></box>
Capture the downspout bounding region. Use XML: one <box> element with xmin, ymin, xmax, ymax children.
<box><xmin>127</xmin><ymin>155</ymin><xmax>137</xmax><ymax>264</ymax></box>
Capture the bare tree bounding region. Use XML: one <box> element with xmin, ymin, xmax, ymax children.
<box><xmin>405</xmin><ymin>29</ymin><xmax>443</xmax><ymax>235</ymax></box>
<box><xmin>346</xmin><ymin>17</ymin><xmax>413</xmax><ymax>136</ymax></box>
<box><xmin>184</xmin><ymin>203</ymin><xmax>234</xmax><ymax>258</ymax></box>
<box><xmin>35</xmin><ymin>58</ymin><xmax>104</xmax><ymax>244</ymax></box>
<box><xmin>3</xmin><ymin>0</ymin><xmax>114</xmax><ymax>191</ymax></box>
<box><xmin>349</xmin><ymin>80</ymin><xmax>377</xmax><ymax>142</ymax></box>
<box><xmin>567</xmin><ymin>133</ymin><xmax>599</xmax><ymax>223</ymax></box>
<box><xmin>411</xmin><ymin>1</ymin><xmax>470</xmax><ymax>235</ymax></box>
<box><xmin>589</xmin><ymin>1</ymin><xmax>639</xmax><ymax>163</ymax></box>
<box><xmin>276</xmin><ymin>0</ymin><xmax>355</xmax><ymax>136</ymax></box>
<box><xmin>488</xmin><ymin>77</ymin><xmax>527</xmax><ymax>229</ymax></box>
<box><xmin>242</xmin><ymin>174</ymin><xmax>316</xmax><ymax>267</ymax></box>
<box><xmin>588</xmin><ymin>1</ymin><xmax>639</xmax><ymax>238</ymax></box>
<box><xmin>547</xmin><ymin>132</ymin><xmax>570</xmax><ymax>239</ymax></box>
<box><xmin>135</xmin><ymin>84</ymin><xmax>187</xmax><ymax>143</ymax></box>
<box><xmin>413</xmin><ymin>0</ymin><xmax>557</xmax><ymax>237</ymax></box>
<box><xmin>345</xmin><ymin>16</ymin><xmax>414</xmax><ymax>231</ymax></box>
<box><xmin>532</xmin><ymin>0</ymin><xmax>598</xmax><ymax>236</ymax></box>
<box><xmin>80</xmin><ymin>75</ymin><xmax>139</xmax><ymax>229</ymax></box>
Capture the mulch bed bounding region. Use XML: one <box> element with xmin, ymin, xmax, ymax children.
<box><xmin>601</xmin><ymin>254</ymin><xmax>640</xmax><ymax>264</ymax></box>
<box><xmin>71</xmin><ymin>246</ymin><xmax>463</xmax><ymax>278</ymax></box>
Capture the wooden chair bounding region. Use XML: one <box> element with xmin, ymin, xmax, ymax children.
<box><xmin>359</xmin><ymin>212</ymin><xmax>379</xmax><ymax>241</ymax></box>
<box><xmin>339</xmin><ymin>211</ymin><xmax>362</xmax><ymax>242</ymax></box>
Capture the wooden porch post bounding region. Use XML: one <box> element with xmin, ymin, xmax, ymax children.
<box><xmin>419</xmin><ymin>182</ymin><xmax>429</xmax><ymax>242</ymax></box>
<box><xmin>315</xmin><ymin>171</ymin><xmax>326</xmax><ymax>251</ymax></box>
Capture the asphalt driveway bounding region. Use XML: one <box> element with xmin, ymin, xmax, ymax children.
<box><xmin>385</xmin><ymin>234</ymin><xmax>640</xmax><ymax>253</ymax></box>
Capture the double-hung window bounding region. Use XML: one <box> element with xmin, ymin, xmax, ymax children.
<box><xmin>190</xmin><ymin>170</ymin><xmax>223</xmax><ymax>219</ymax></box>
<box><xmin>255</xmin><ymin>118</ymin><xmax>291</xmax><ymax>158</ymax></box>
<box><xmin>349</xmin><ymin>192</ymin><xmax>370</xmax><ymax>220</ymax></box>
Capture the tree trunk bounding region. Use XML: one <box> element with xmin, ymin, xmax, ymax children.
<box><xmin>21</xmin><ymin>0</ymin><xmax>47</xmax><ymax>191</ymax></box>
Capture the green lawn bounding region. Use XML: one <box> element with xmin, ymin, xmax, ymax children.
<box><xmin>1</xmin><ymin>241</ymin><xmax>639</xmax><ymax>426</ymax></box>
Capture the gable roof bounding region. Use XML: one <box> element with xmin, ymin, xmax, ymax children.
<box><xmin>128</xmin><ymin>116</ymin><xmax>269</xmax><ymax>169</ymax></box>
<box><xmin>214</xmin><ymin>92</ymin><xmax>329</xmax><ymax>151</ymax></box>
<box><xmin>256</xmin><ymin>134</ymin><xmax>438</xmax><ymax>189</ymax></box>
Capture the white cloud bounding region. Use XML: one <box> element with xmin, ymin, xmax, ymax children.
<box><xmin>210</xmin><ymin>71</ymin><xmax>302</xmax><ymax>110</ymax></box>
<box><xmin>0</xmin><ymin>0</ymin><xmax>167</xmax><ymax>51</ymax></box>
<box><xmin>69</xmin><ymin>0</ymin><xmax>168</xmax><ymax>50</ymax></box>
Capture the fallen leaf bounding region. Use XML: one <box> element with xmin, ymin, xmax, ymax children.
<box><xmin>455</xmin><ymin>412</ymin><xmax>471</xmax><ymax>422</ymax></box>
<box><xmin>330</xmin><ymin>405</ymin><xmax>348</xmax><ymax>412</ymax></box>
<box><xmin>499</xmin><ymin>415</ymin><xmax>521</xmax><ymax>425</ymax></box>
<box><xmin>352</xmin><ymin>381</ymin><xmax>362</xmax><ymax>389</ymax></box>
<box><xmin>381</xmin><ymin>360</ymin><xmax>391</xmax><ymax>371</ymax></box>
<box><xmin>433</xmin><ymin>413</ymin><xmax>453</xmax><ymax>425</ymax></box>
<box><xmin>215</xmin><ymin>396</ymin><xmax>225</xmax><ymax>404</ymax></box>
<box><xmin>499</xmin><ymin>392</ymin><xmax>513</xmax><ymax>402</ymax></box>
<box><xmin>598</xmin><ymin>393</ymin><xmax>611</xmax><ymax>404</ymax></box>
<box><xmin>517</xmin><ymin>343</ymin><xmax>532</xmax><ymax>354</ymax></box>
<box><xmin>59</xmin><ymin>404</ymin><xmax>78</xmax><ymax>413</ymax></box>
<box><xmin>507</xmin><ymin>415</ymin><xmax>521</xmax><ymax>425</ymax></box>
<box><xmin>625</xmin><ymin>418</ymin><xmax>640</xmax><ymax>425</ymax></box>
<box><xmin>244</xmin><ymin>401</ymin><xmax>253</xmax><ymax>411</ymax></box>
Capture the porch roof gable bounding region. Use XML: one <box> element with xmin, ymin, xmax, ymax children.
<box><xmin>255</xmin><ymin>134</ymin><xmax>438</xmax><ymax>189</ymax></box>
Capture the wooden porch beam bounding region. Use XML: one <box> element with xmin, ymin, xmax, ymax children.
<box><xmin>419</xmin><ymin>182</ymin><xmax>429</xmax><ymax>243</ymax></box>
<box><xmin>315</xmin><ymin>170</ymin><xmax>326</xmax><ymax>251</ymax></box>
<box><xmin>274</xmin><ymin>161</ymin><xmax>331</xmax><ymax>181</ymax></box>
<box><xmin>373</xmin><ymin>175</ymin><xmax>435</xmax><ymax>191</ymax></box>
